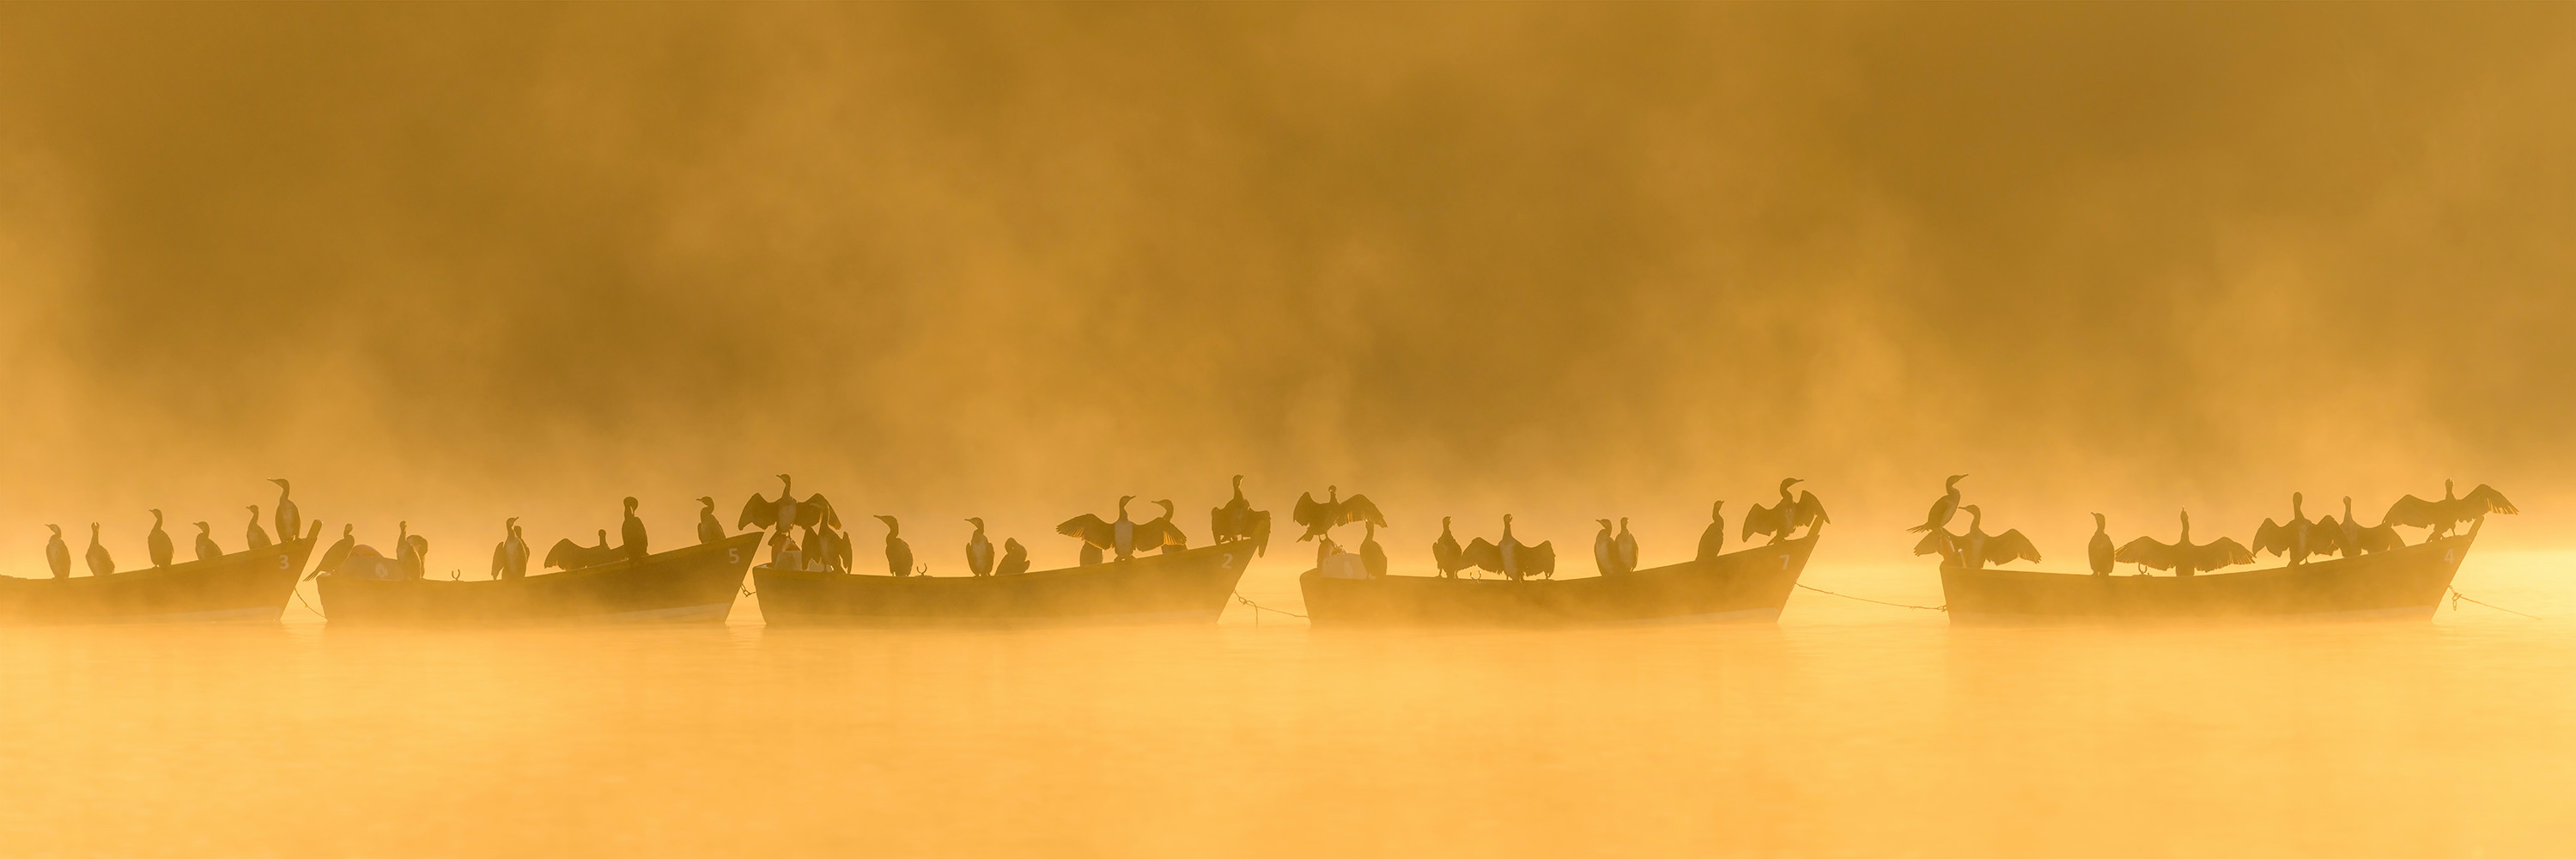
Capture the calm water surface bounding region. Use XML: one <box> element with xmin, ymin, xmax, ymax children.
<box><xmin>4</xmin><ymin>552</ymin><xmax>2573</xmax><ymax>856</ymax></box>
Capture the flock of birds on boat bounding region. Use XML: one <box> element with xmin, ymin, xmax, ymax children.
<box><xmin>1907</xmin><ymin>475</ymin><xmax>2518</xmax><ymax>576</ymax></box>
<box><xmin>27</xmin><ymin>471</ymin><xmax>2513</xmax><ymax>583</ymax></box>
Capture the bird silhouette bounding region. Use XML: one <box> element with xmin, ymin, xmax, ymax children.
<box><xmin>313</xmin><ymin>524</ymin><xmax>355</xmax><ymax>579</ymax></box>
<box><xmin>617</xmin><ymin>497</ymin><xmax>648</xmax><ymax>564</ymax></box>
<box><xmin>147</xmin><ymin>509</ymin><xmax>173</xmax><ymax>568</ymax></box>
<box><xmin>738</xmin><ymin>474</ymin><xmax>837</xmax><ymax>533</ymax></box>
<box><xmin>2251</xmin><ymin>492</ymin><xmax>2327</xmax><ymax>565</ymax></box>
<box><xmin>245</xmin><ymin>506</ymin><xmax>272</xmax><ymax>550</ymax></box>
<box><xmin>1616</xmin><ymin>518</ymin><xmax>1638</xmax><ymax>573</ymax></box>
<box><xmin>1134</xmin><ymin>499</ymin><xmax>1189</xmax><ymax>555</ymax></box>
<box><xmin>1462</xmin><ymin>515</ymin><xmax>1555</xmax><ymax>581</ymax></box>
<box><xmin>1209</xmin><ymin>475</ymin><xmax>1272</xmax><ymax>555</ymax></box>
<box><xmin>996</xmin><ymin>538</ymin><xmax>1030</xmax><ymax>576</ymax></box>
<box><xmin>964</xmin><ymin>518</ymin><xmax>995</xmax><ymax>576</ymax></box>
<box><xmin>84</xmin><ymin>523</ymin><xmax>113</xmax><ymax>576</ymax></box>
<box><xmin>270</xmin><ymin>479</ymin><xmax>299</xmax><ymax>548</ymax></box>
<box><xmin>1292</xmin><ymin>485</ymin><xmax>1387</xmax><ymax>542</ymax></box>
<box><xmin>1594</xmin><ymin>519</ymin><xmax>1620</xmax><ymax>576</ymax></box>
<box><xmin>1359</xmin><ymin>521</ymin><xmax>1388</xmax><ymax>578</ymax></box>
<box><xmin>767</xmin><ymin>530</ymin><xmax>801</xmax><ymax>571</ymax></box>
<box><xmin>2382</xmin><ymin>480</ymin><xmax>2517</xmax><ymax>539</ymax></box>
<box><xmin>2115</xmin><ymin>509</ymin><xmax>2251</xmax><ymax>577</ymax></box>
<box><xmin>1696</xmin><ymin>502</ymin><xmax>1727</xmax><ymax>562</ymax></box>
<box><xmin>490</xmin><ymin>518</ymin><xmax>530</xmax><ymax>580</ymax></box>
<box><xmin>45</xmin><ymin>525</ymin><xmax>70</xmax><ymax>579</ymax></box>
<box><xmin>546</xmin><ymin>529</ymin><xmax>619</xmax><ymax>570</ymax></box>
<box><xmin>878</xmin><ymin>515</ymin><xmax>918</xmax><ymax>576</ymax></box>
<box><xmin>1743</xmin><ymin>478</ymin><xmax>1829</xmax><ymax>544</ymax></box>
<box><xmin>2087</xmin><ymin>513</ymin><xmax>2115</xmax><ymax>576</ymax></box>
<box><xmin>1908</xmin><ymin>474</ymin><xmax>1967</xmax><ymax>533</ymax></box>
<box><xmin>2314</xmin><ymin>496</ymin><xmax>2406</xmax><ymax>558</ymax></box>
<box><xmin>1912</xmin><ymin>504</ymin><xmax>2041</xmax><ymax>570</ymax></box>
<box><xmin>696</xmin><ymin>497</ymin><xmax>726</xmax><ymax>545</ymax></box>
<box><xmin>194</xmin><ymin>521</ymin><xmax>222</xmax><ymax>562</ymax></box>
<box><xmin>1431</xmin><ymin>516</ymin><xmax>1467</xmax><ymax>578</ymax></box>
<box><xmin>1057</xmin><ymin>496</ymin><xmax>1139</xmax><ymax>561</ymax></box>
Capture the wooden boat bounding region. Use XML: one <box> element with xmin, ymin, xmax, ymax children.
<box><xmin>0</xmin><ymin>536</ymin><xmax>315</xmax><ymax>624</ymax></box>
<box><xmin>315</xmin><ymin>532</ymin><xmax>761</xmax><ymax>624</ymax></box>
<box><xmin>1940</xmin><ymin>530</ymin><xmax>2477</xmax><ymax>624</ymax></box>
<box><xmin>1299</xmin><ymin>533</ymin><xmax>1818</xmax><ymax>627</ymax></box>
<box><xmin>753</xmin><ymin>539</ymin><xmax>1258</xmax><ymax>626</ymax></box>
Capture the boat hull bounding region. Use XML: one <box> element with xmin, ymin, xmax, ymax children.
<box><xmin>315</xmin><ymin>533</ymin><xmax>761</xmax><ymax>625</ymax></box>
<box><xmin>1940</xmin><ymin>532</ymin><xmax>2475</xmax><ymax>624</ymax></box>
<box><xmin>0</xmin><ymin>538</ymin><xmax>316</xmax><ymax>624</ymax></box>
<box><xmin>1299</xmin><ymin>533</ymin><xmax>1817</xmax><ymax>628</ymax></box>
<box><xmin>753</xmin><ymin>541</ymin><xmax>1256</xmax><ymax>627</ymax></box>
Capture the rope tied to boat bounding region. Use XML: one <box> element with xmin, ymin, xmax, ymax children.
<box><xmin>2450</xmin><ymin>588</ymin><xmax>2541</xmax><ymax>619</ymax></box>
<box><xmin>1795</xmin><ymin>582</ymin><xmax>1946</xmax><ymax>612</ymax></box>
<box><xmin>1232</xmin><ymin>591</ymin><xmax>1307</xmax><ymax>624</ymax></box>
<box><xmin>292</xmin><ymin>584</ymin><xmax>327</xmax><ymax>620</ymax></box>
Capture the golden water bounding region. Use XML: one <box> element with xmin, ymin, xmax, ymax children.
<box><xmin>3</xmin><ymin>552</ymin><xmax>2571</xmax><ymax>856</ymax></box>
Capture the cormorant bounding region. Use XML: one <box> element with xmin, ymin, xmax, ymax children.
<box><xmin>314</xmin><ymin>524</ymin><xmax>355</xmax><ymax>578</ymax></box>
<box><xmin>1291</xmin><ymin>485</ymin><xmax>1387</xmax><ymax>542</ymax></box>
<box><xmin>965</xmin><ymin>518</ymin><xmax>995</xmax><ymax>576</ymax></box>
<box><xmin>244</xmin><ymin>506</ymin><xmax>272</xmax><ymax>550</ymax></box>
<box><xmin>619</xmin><ymin>497</ymin><xmax>648</xmax><ymax>564</ymax></box>
<box><xmin>2251</xmin><ymin>492</ymin><xmax>2325</xmax><ymax>565</ymax></box>
<box><xmin>738</xmin><ymin>474</ymin><xmax>837</xmax><ymax>533</ymax></box>
<box><xmin>2315</xmin><ymin>497</ymin><xmax>2405</xmax><ymax>557</ymax></box>
<box><xmin>195</xmin><ymin>521</ymin><xmax>222</xmax><ymax>562</ymax></box>
<box><xmin>1594</xmin><ymin>519</ymin><xmax>1619</xmax><ymax>576</ymax></box>
<box><xmin>1908</xmin><ymin>474</ymin><xmax>1968</xmax><ymax>533</ymax></box>
<box><xmin>1616</xmin><ymin>518</ymin><xmax>1638</xmax><ymax>573</ymax></box>
<box><xmin>2087</xmin><ymin>513</ymin><xmax>2114</xmax><ymax>576</ymax></box>
<box><xmin>798</xmin><ymin>524</ymin><xmax>825</xmax><ymax>570</ymax></box>
<box><xmin>2383</xmin><ymin>480</ymin><xmax>2517</xmax><ymax>539</ymax></box>
<box><xmin>1080</xmin><ymin>543</ymin><xmax>1103</xmax><ymax>566</ymax></box>
<box><xmin>767</xmin><ymin>530</ymin><xmax>800</xmax><ymax>571</ymax></box>
<box><xmin>2114</xmin><ymin>509</ymin><xmax>2252</xmax><ymax>577</ymax></box>
<box><xmin>1135</xmin><ymin>499</ymin><xmax>1189</xmax><ymax>555</ymax></box>
<box><xmin>148</xmin><ymin>509</ymin><xmax>173</xmax><ymax>568</ymax></box>
<box><xmin>1057</xmin><ymin>496</ymin><xmax>1139</xmax><ymax>561</ymax></box>
<box><xmin>394</xmin><ymin>522</ymin><xmax>422</xmax><ymax>579</ymax></box>
<box><xmin>45</xmin><ymin>525</ymin><xmax>70</xmax><ymax>579</ymax></box>
<box><xmin>1743</xmin><ymin>478</ymin><xmax>1829</xmax><ymax>544</ymax></box>
<box><xmin>1911</xmin><ymin>505</ymin><xmax>2040</xmax><ymax>570</ymax></box>
<box><xmin>878</xmin><ymin>515</ymin><xmax>917</xmax><ymax>576</ymax></box>
<box><xmin>1431</xmin><ymin>516</ymin><xmax>1467</xmax><ymax>578</ymax></box>
<box><xmin>270</xmin><ymin>479</ymin><xmax>299</xmax><ymax>548</ymax></box>
<box><xmin>696</xmin><ymin>497</ymin><xmax>726</xmax><ymax>545</ymax></box>
<box><xmin>544</xmin><ymin>529</ymin><xmax>617</xmax><ymax>570</ymax></box>
<box><xmin>1696</xmin><ymin>502</ymin><xmax>1726</xmax><ymax>562</ymax></box>
<box><xmin>1359</xmin><ymin>521</ymin><xmax>1388</xmax><ymax>579</ymax></box>
<box><xmin>1209</xmin><ymin>475</ymin><xmax>1272</xmax><ymax>554</ymax></box>
<box><xmin>85</xmin><ymin>523</ymin><xmax>113</xmax><ymax>576</ymax></box>
<box><xmin>490</xmin><ymin>518</ymin><xmax>530</xmax><ymax>580</ymax></box>
<box><xmin>1463</xmin><ymin>515</ymin><xmax>1555</xmax><ymax>581</ymax></box>
<box><xmin>996</xmin><ymin>538</ymin><xmax>1030</xmax><ymax>576</ymax></box>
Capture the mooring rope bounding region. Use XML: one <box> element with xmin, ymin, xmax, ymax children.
<box><xmin>1795</xmin><ymin>582</ymin><xmax>1947</xmax><ymax>612</ymax></box>
<box><xmin>2450</xmin><ymin>588</ymin><xmax>2542</xmax><ymax>620</ymax></box>
<box><xmin>291</xmin><ymin>584</ymin><xmax>327</xmax><ymax>620</ymax></box>
<box><xmin>1232</xmin><ymin>591</ymin><xmax>1307</xmax><ymax>623</ymax></box>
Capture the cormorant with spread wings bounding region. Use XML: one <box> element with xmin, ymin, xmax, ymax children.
<box><xmin>2314</xmin><ymin>496</ymin><xmax>2406</xmax><ymax>557</ymax></box>
<box><xmin>1058</xmin><ymin>495</ymin><xmax>1139</xmax><ymax>561</ymax></box>
<box><xmin>2382</xmin><ymin>480</ymin><xmax>2516</xmax><ymax>539</ymax></box>
<box><xmin>1461</xmin><ymin>514</ymin><xmax>1555</xmax><ymax>581</ymax></box>
<box><xmin>1209</xmin><ymin>475</ymin><xmax>1272</xmax><ymax>555</ymax></box>
<box><xmin>1134</xmin><ymin>499</ymin><xmax>1190</xmax><ymax>554</ymax></box>
<box><xmin>1292</xmin><ymin>485</ymin><xmax>1386</xmax><ymax>542</ymax></box>
<box><xmin>1911</xmin><ymin>504</ymin><xmax>2040</xmax><ymax>570</ymax></box>
<box><xmin>2250</xmin><ymin>492</ymin><xmax>2328</xmax><ymax>565</ymax></box>
<box><xmin>546</xmin><ymin>528</ymin><xmax>622</xmax><ymax>571</ymax></box>
<box><xmin>2115</xmin><ymin>509</ymin><xmax>2251</xmax><ymax>577</ymax></box>
<box><xmin>1742</xmin><ymin>478</ymin><xmax>1829</xmax><ymax>544</ymax></box>
<box><xmin>738</xmin><ymin>473</ymin><xmax>838</xmax><ymax>533</ymax></box>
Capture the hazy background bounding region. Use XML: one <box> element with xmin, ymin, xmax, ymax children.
<box><xmin>3</xmin><ymin>4</ymin><xmax>2572</xmax><ymax>576</ymax></box>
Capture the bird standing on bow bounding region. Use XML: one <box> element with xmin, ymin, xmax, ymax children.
<box><xmin>696</xmin><ymin>497</ymin><xmax>726</xmax><ymax>545</ymax></box>
<box><xmin>965</xmin><ymin>518</ymin><xmax>995</xmax><ymax>576</ymax></box>
<box><xmin>996</xmin><ymin>538</ymin><xmax>1030</xmax><ymax>576</ymax></box>
<box><xmin>2087</xmin><ymin>514</ymin><xmax>2115</xmax><ymax>576</ymax></box>
<box><xmin>147</xmin><ymin>509</ymin><xmax>174</xmax><ymax>568</ymax></box>
<box><xmin>1908</xmin><ymin>475</ymin><xmax>1968</xmax><ymax>533</ymax></box>
<box><xmin>1135</xmin><ymin>499</ymin><xmax>1190</xmax><ymax>555</ymax></box>
<box><xmin>1912</xmin><ymin>504</ymin><xmax>2041</xmax><ymax>570</ymax></box>
<box><xmin>245</xmin><ymin>507</ymin><xmax>272</xmax><ymax>550</ymax></box>
<box><xmin>2315</xmin><ymin>497</ymin><xmax>2405</xmax><ymax>558</ymax></box>
<box><xmin>401</xmin><ymin>525</ymin><xmax>431</xmax><ymax>580</ymax></box>
<box><xmin>1432</xmin><ymin>517</ymin><xmax>1467</xmax><ymax>578</ymax></box>
<box><xmin>1209</xmin><ymin>475</ymin><xmax>1272</xmax><ymax>555</ymax></box>
<box><xmin>85</xmin><ymin>523</ymin><xmax>113</xmax><ymax>576</ymax></box>
<box><xmin>2382</xmin><ymin>480</ymin><xmax>2517</xmax><ymax>539</ymax></box>
<box><xmin>618</xmin><ymin>497</ymin><xmax>649</xmax><ymax>564</ymax></box>
<box><xmin>2251</xmin><ymin>492</ymin><xmax>2326</xmax><ymax>565</ymax></box>
<box><xmin>1743</xmin><ymin>478</ymin><xmax>1829</xmax><ymax>544</ymax></box>
<box><xmin>1463</xmin><ymin>515</ymin><xmax>1555</xmax><ymax>581</ymax></box>
<box><xmin>738</xmin><ymin>474</ymin><xmax>838</xmax><ymax>534</ymax></box>
<box><xmin>45</xmin><ymin>525</ymin><xmax>70</xmax><ymax>579</ymax></box>
<box><xmin>313</xmin><ymin>524</ymin><xmax>354</xmax><ymax>578</ymax></box>
<box><xmin>1616</xmin><ymin>518</ymin><xmax>1638</xmax><ymax>573</ymax></box>
<box><xmin>1359</xmin><ymin>521</ymin><xmax>1388</xmax><ymax>579</ymax></box>
<box><xmin>877</xmin><ymin>515</ymin><xmax>919</xmax><ymax>576</ymax></box>
<box><xmin>1292</xmin><ymin>485</ymin><xmax>1387</xmax><ymax>542</ymax></box>
<box><xmin>1697</xmin><ymin>502</ymin><xmax>1726</xmax><ymax>562</ymax></box>
<box><xmin>1594</xmin><ymin>519</ymin><xmax>1621</xmax><ymax>576</ymax></box>
<box><xmin>1057</xmin><ymin>496</ymin><xmax>1139</xmax><ymax>561</ymax></box>
<box><xmin>490</xmin><ymin>518</ymin><xmax>530</xmax><ymax>580</ymax></box>
<box><xmin>270</xmin><ymin>479</ymin><xmax>300</xmax><ymax>547</ymax></box>
<box><xmin>194</xmin><ymin>521</ymin><xmax>222</xmax><ymax>562</ymax></box>
<box><xmin>2115</xmin><ymin>509</ymin><xmax>2251</xmax><ymax>577</ymax></box>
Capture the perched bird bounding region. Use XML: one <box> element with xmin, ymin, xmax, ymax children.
<box><xmin>314</xmin><ymin>524</ymin><xmax>355</xmax><ymax>578</ymax></box>
<box><xmin>996</xmin><ymin>538</ymin><xmax>1030</xmax><ymax>576</ymax></box>
<box><xmin>1594</xmin><ymin>519</ymin><xmax>1620</xmax><ymax>576</ymax></box>
<box><xmin>1314</xmin><ymin>534</ymin><xmax>1339</xmax><ymax>574</ymax></box>
<box><xmin>409</xmin><ymin>533</ymin><xmax>431</xmax><ymax>579</ymax></box>
<box><xmin>245</xmin><ymin>506</ymin><xmax>273</xmax><ymax>550</ymax></box>
<box><xmin>547</xmin><ymin>529</ymin><xmax>620</xmax><ymax>571</ymax></box>
<box><xmin>1908</xmin><ymin>474</ymin><xmax>1968</xmax><ymax>533</ymax></box>
<box><xmin>2115</xmin><ymin>509</ymin><xmax>2252</xmax><ymax>577</ymax></box>
<box><xmin>798</xmin><ymin>524</ymin><xmax>825</xmax><ymax>570</ymax></box>
<box><xmin>393</xmin><ymin>522</ymin><xmax>428</xmax><ymax>580</ymax></box>
<box><xmin>270</xmin><ymin>479</ymin><xmax>300</xmax><ymax>547</ymax></box>
<box><xmin>147</xmin><ymin>509</ymin><xmax>173</xmax><ymax>568</ymax></box>
<box><xmin>1696</xmin><ymin>502</ymin><xmax>1727</xmax><ymax>562</ymax></box>
<box><xmin>45</xmin><ymin>525</ymin><xmax>70</xmax><ymax>579</ymax></box>
<box><xmin>768</xmin><ymin>530</ymin><xmax>801</xmax><ymax>571</ymax></box>
<box><xmin>2383</xmin><ymin>480</ymin><xmax>2517</xmax><ymax>539</ymax></box>
<box><xmin>1616</xmin><ymin>518</ymin><xmax>1639</xmax><ymax>573</ymax></box>
<box><xmin>194</xmin><ymin>521</ymin><xmax>222</xmax><ymax>562</ymax></box>
<box><xmin>813</xmin><ymin>523</ymin><xmax>853</xmax><ymax>572</ymax></box>
<box><xmin>1742</xmin><ymin>478</ymin><xmax>1830</xmax><ymax>544</ymax></box>
<box><xmin>1208</xmin><ymin>475</ymin><xmax>1272</xmax><ymax>555</ymax></box>
<box><xmin>1291</xmin><ymin>485</ymin><xmax>1388</xmax><ymax>542</ymax></box>
<box><xmin>1359</xmin><ymin>521</ymin><xmax>1388</xmax><ymax>579</ymax></box>
<box><xmin>1912</xmin><ymin>505</ymin><xmax>2041</xmax><ymax>570</ymax></box>
<box><xmin>490</xmin><ymin>518</ymin><xmax>530</xmax><ymax>580</ymax></box>
<box><xmin>1057</xmin><ymin>496</ymin><xmax>1139</xmax><ymax>561</ymax></box>
<box><xmin>618</xmin><ymin>497</ymin><xmax>649</xmax><ymax>564</ymax></box>
<box><xmin>85</xmin><ymin>523</ymin><xmax>113</xmax><ymax>576</ymax></box>
<box><xmin>2087</xmin><ymin>513</ymin><xmax>2115</xmax><ymax>576</ymax></box>
<box><xmin>2251</xmin><ymin>492</ymin><xmax>2326</xmax><ymax>566</ymax></box>
<box><xmin>878</xmin><ymin>515</ymin><xmax>918</xmax><ymax>576</ymax></box>
<box><xmin>1431</xmin><ymin>516</ymin><xmax>1467</xmax><ymax>578</ymax></box>
<box><xmin>1462</xmin><ymin>515</ymin><xmax>1555</xmax><ymax>581</ymax></box>
<box><xmin>964</xmin><ymin>518</ymin><xmax>995</xmax><ymax>576</ymax></box>
<box><xmin>2315</xmin><ymin>497</ymin><xmax>2406</xmax><ymax>558</ymax></box>
<box><xmin>738</xmin><ymin>474</ymin><xmax>837</xmax><ymax>533</ymax></box>
<box><xmin>1134</xmin><ymin>499</ymin><xmax>1189</xmax><ymax>555</ymax></box>
<box><xmin>696</xmin><ymin>497</ymin><xmax>726</xmax><ymax>545</ymax></box>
